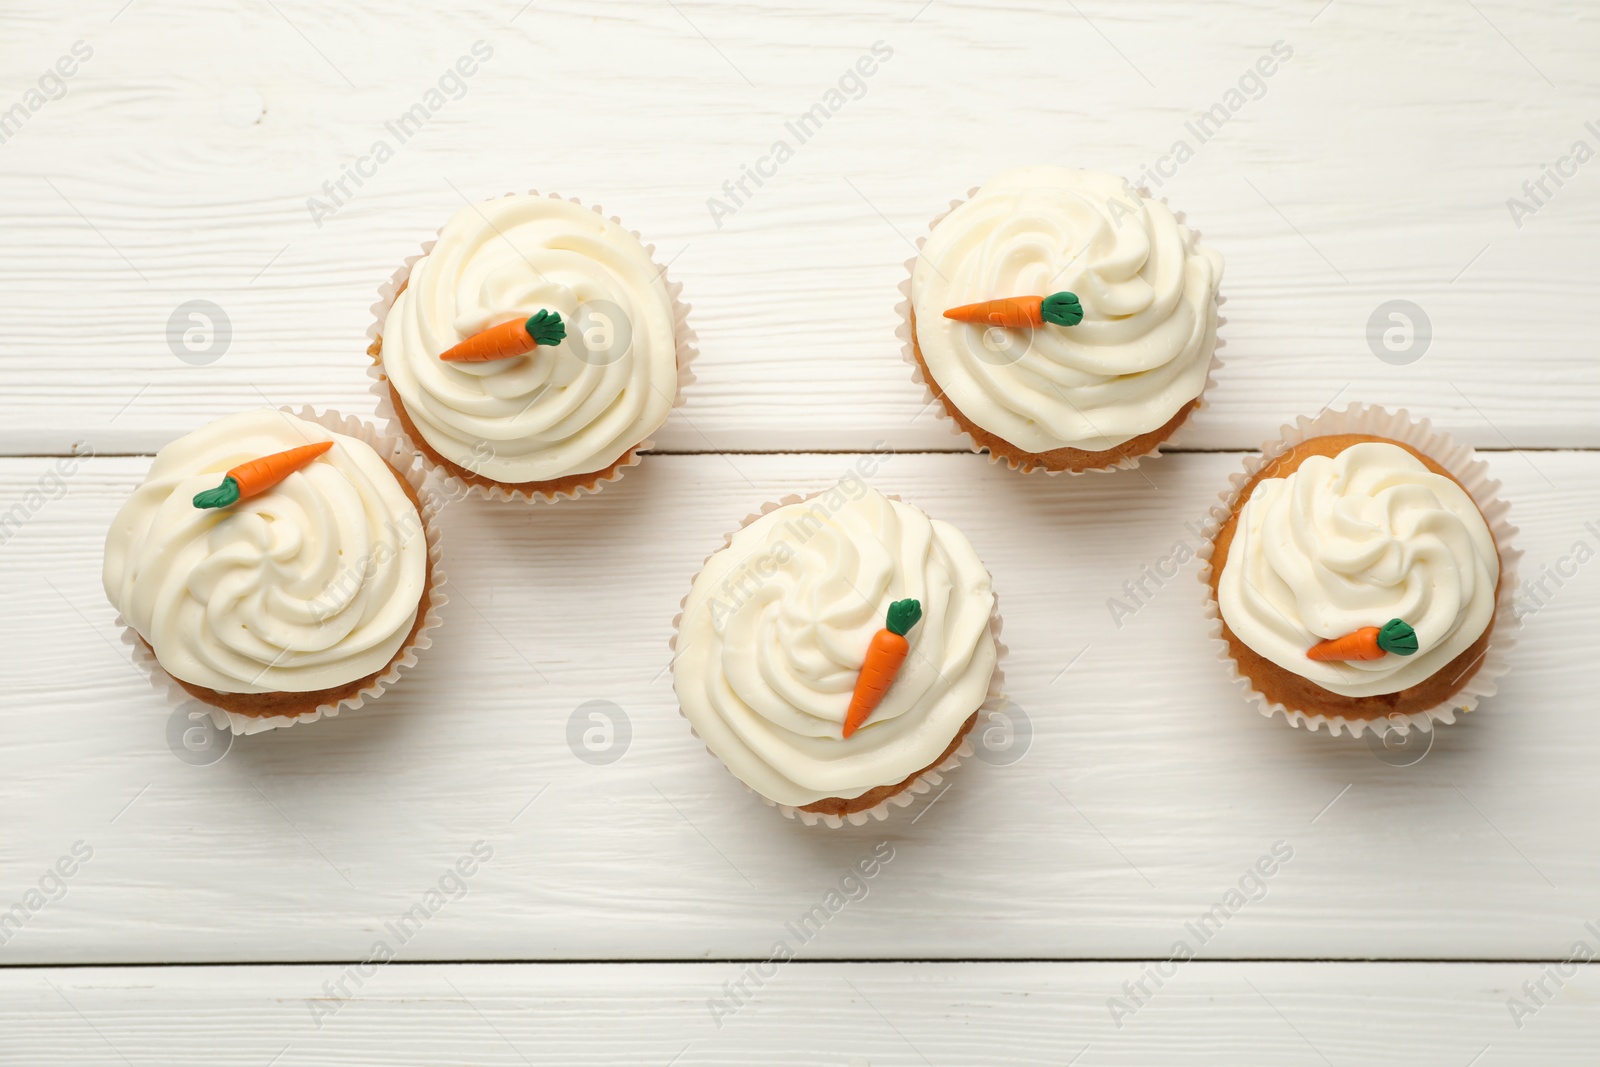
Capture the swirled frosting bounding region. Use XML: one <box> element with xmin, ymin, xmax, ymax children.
<box><xmin>1217</xmin><ymin>441</ymin><xmax>1498</xmax><ymax>698</ymax></box>
<box><xmin>913</xmin><ymin>166</ymin><xmax>1223</xmax><ymax>453</ymax></box>
<box><xmin>674</xmin><ymin>487</ymin><xmax>997</xmax><ymax>807</ymax></box>
<box><xmin>103</xmin><ymin>410</ymin><xmax>428</xmax><ymax>694</ymax></box>
<box><xmin>380</xmin><ymin>194</ymin><xmax>679</xmax><ymax>483</ymax></box>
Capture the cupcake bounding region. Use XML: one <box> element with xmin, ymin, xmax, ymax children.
<box><xmin>369</xmin><ymin>191</ymin><xmax>693</xmax><ymax>501</ymax></box>
<box><xmin>103</xmin><ymin>409</ymin><xmax>441</xmax><ymax>730</ymax></box>
<box><xmin>903</xmin><ymin>165</ymin><xmax>1223</xmax><ymax>473</ymax></box>
<box><xmin>672</xmin><ymin>485</ymin><xmax>1002</xmax><ymax>826</ymax></box>
<box><xmin>1201</xmin><ymin>407</ymin><xmax>1518</xmax><ymax>732</ymax></box>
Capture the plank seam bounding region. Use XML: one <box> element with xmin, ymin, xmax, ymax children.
<box><xmin>0</xmin><ymin>957</ymin><xmax>1583</xmax><ymax>969</ymax></box>
<box><xmin>0</xmin><ymin>447</ymin><xmax>1592</xmax><ymax>460</ymax></box>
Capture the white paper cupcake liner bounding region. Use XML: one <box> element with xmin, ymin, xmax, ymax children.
<box><xmin>367</xmin><ymin>188</ymin><xmax>698</xmax><ymax>504</ymax></box>
<box><xmin>1197</xmin><ymin>404</ymin><xmax>1521</xmax><ymax>737</ymax></box>
<box><xmin>121</xmin><ymin>407</ymin><xmax>448</xmax><ymax>736</ymax></box>
<box><xmin>897</xmin><ymin>182</ymin><xmax>1224</xmax><ymax>475</ymax></box>
<box><xmin>668</xmin><ymin>490</ymin><xmax>1009</xmax><ymax>828</ymax></box>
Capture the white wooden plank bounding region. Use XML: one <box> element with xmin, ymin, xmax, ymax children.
<box><xmin>0</xmin><ymin>450</ymin><xmax>1592</xmax><ymax>963</ymax></box>
<box><xmin>2</xmin><ymin>962</ymin><xmax>1594</xmax><ymax>1065</ymax></box>
<box><xmin>2</xmin><ymin>0</ymin><xmax>1598</xmax><ymax>454</ymax></box>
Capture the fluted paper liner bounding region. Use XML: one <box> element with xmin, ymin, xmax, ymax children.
<box><xmin>897</xmin><ymin>183</ymin><xmax>1224</xmax><ymax>474</ymax></box>
<box><xmin>121</xmin><ymin>408</ymin><xmax>448</xmax><ymax>736</ymax></box>
<box><xmin>669</xmin><ymin>490</ymin><xmax>1008</xmax><ymax>828</ymax></box>
<box><xmin>367</xmin><ymin>189</ymin><xmax>698</xmax><ymax>503</ymax></box>
<box><xmin>1197</xmin><ymin>404</ymin><xmax>1521</xmax><ymax>737</ymax></box>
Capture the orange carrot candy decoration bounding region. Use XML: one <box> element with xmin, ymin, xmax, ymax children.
<box><xmin>943</xmin><ymin>291</ymin><xmax>1083</xmax><ymax>330</ymax></box>
<box><xmin>192</xmin><ymin>440</ymin><xmax>334</xmax><ymax>510</ymax></box>
<box><xmin>1306</xmin><ymin>618</ymin><xmax>1419</xmax><ymax>662</ymax></box>
<box><xmin>438</xmin><ymin>309</ymin><xmax>566</xmax><ymax>363</ymax></box>
<box><xmin>841</xmin><ymin>598</ymin><xmax>923</xmax><ymax>739</ymax></box>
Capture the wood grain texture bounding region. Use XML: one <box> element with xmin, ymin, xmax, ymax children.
<box><xmin>7</xmin><ymin>3</ymin><xmax>1600</xmax><ymax>1055</ymax></box>
<box><xmin>1</xmin><ymin>451</ymin><xmax>1593</xmax><ymax>964</ymax></box>
<box><xmin>3</xmin><ymin>962</ymin><xmax>1596</xmax><ymax>1065</ymax></box>
<box><xmin>2</xmin><ymin>0</ymin><xmax>1598</xmax><ymax>454</ymax></box>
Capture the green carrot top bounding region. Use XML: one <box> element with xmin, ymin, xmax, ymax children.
<box><xmin>885</xmin><ymin>598</ymin><xmax>923</xmax><ymax>637</ymax></box>
<box><xmin>1040</xmin><ymin>292</ymin><xmax>1084</xmax><ymax>327</ymax></box>
<box><xmin>1376</xmin><ymin>618</ymin><xmax>1419</xmax><ymax>656</ymax></box>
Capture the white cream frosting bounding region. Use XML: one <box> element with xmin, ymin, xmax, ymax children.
<box><xmin>913</xmin><ymin>165</ymin><xmax>1223</xmax><ymax>454</ymax></box>
<box><xmin>104</xmin><ymin>410</ymin><xmax>428</xmax><ymax>695</ymax></box>
<box><xmin>674</xmin><ymin>487</ymin><xmax>996</xmax><ymax>807</ymax></box>
<box><xmin>1217</xmin><ymin>441</ymin><xmax>1498</xmax><ymax>698</ymax></box>
<box><xmin>381</xmin><ymin>194</ymin><xmax>679</xmax><ymax>483</ymax></box>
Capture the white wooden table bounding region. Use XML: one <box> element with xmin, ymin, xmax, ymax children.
<box><xmin>4</xmin><ymin>0</ymin><xmax>1597</xmax><ymax>1062</ymax></box>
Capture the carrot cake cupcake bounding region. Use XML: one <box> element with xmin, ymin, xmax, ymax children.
<box><xmin>1205</xmin><ymin>422</ymin><xmax>1510</xmax><ymax>727</ymax></box>
<box><xmin>673</xmin><ymin>486</ymin><xmax>1000</xmax><ymax>824</ymax></box>
<box><xmin>103</xmin><ymin>409</ymin><xmax>438</xmax><ymax>724</ymax></box>
<box><xmin>370</xmin><ymin>192</ymin><xmax>691</xmax><ymax>500</ymax></box>
<box><xmin>906</xmin><ymin>165</ymin><xmax>1223</xmax><ymax>473</ymax></box>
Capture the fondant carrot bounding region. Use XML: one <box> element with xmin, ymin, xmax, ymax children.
<box><xmin>943</xmin><ymin>291</ymin><xmax>1083</xmax><ymax>329</ymax></box>
<box><xmin>841</xmin><ymin>599</ymin><xmax>923</xmax><ymax>739</ymax></box>
<box><xmin>439</xmin><ymin>309</ymin><xmax>565</xmax><ymax>362</ymax></box>
<box><xmin>192</xmin><ymin>440</ymin><xmax>333</xmax><ymax>510</ymax></box>
<box><xmin>1306</xmin><ymin>618</ymin><xmax>1418</xmax><ymax>661</ymax></box>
